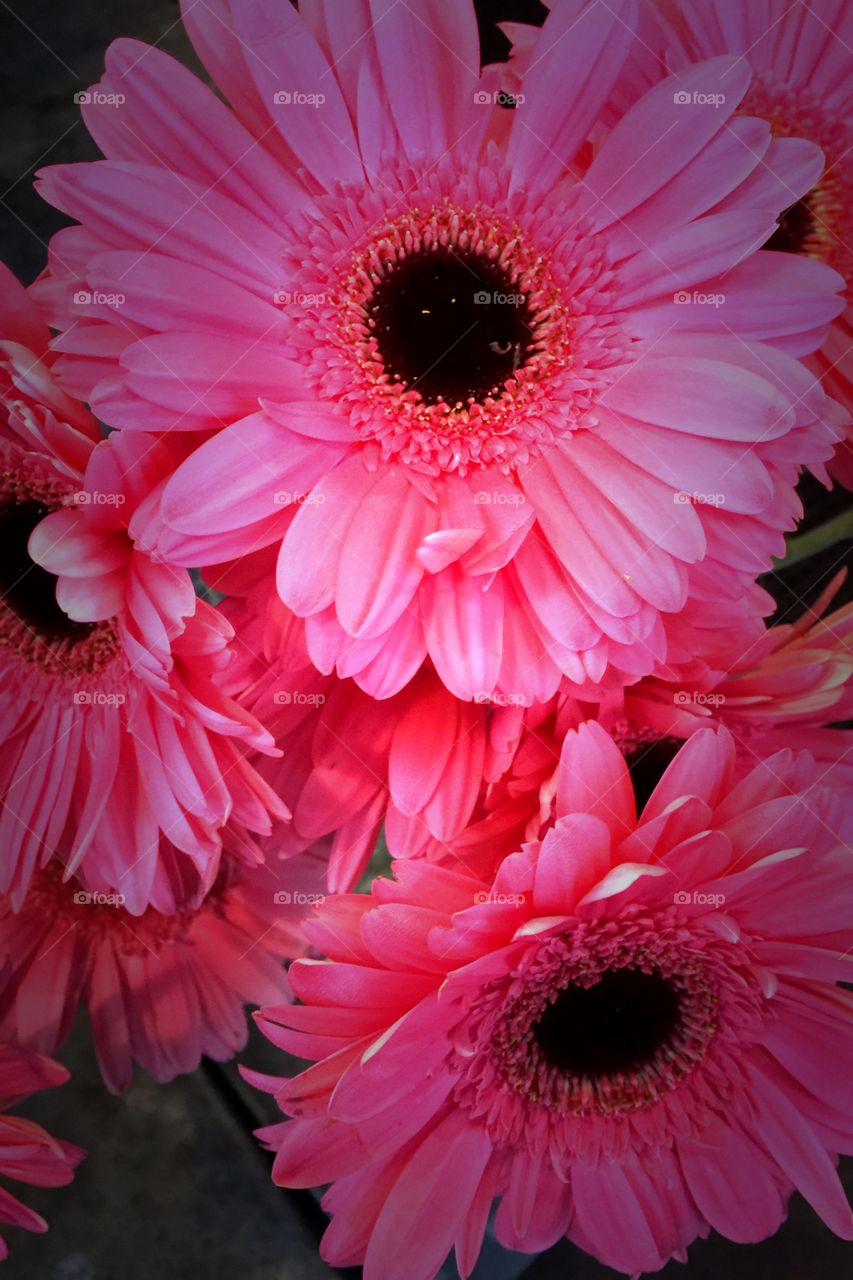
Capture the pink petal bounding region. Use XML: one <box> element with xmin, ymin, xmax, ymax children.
<box><xmin>232</xmin><ymin>0</ymin><xmax>363</xmax><ymax>187</ymax></box>
<box><xmin>364</xmin><ymin>1111</ymin><xmax>492</xmax><ymax>1280</ymax></box>
<box><xmin>367</xmin><ymin>0</ymin><xmax>480</xmax><ymax>162</ymax></box>
<box><xmin>556</xmin><ymin>721</ymin><xmax>636</xmax><ymax>839</ymax></box>
<box><xmin>423</xmin><ymin>567</ymin><xmax>504</xmax><ymax>700</ymax></box>
<box><xmin>336</xmin><ymin>472</ymin><xmax>433</xmax><ymax>639</ymax></box>
<box><xmin>508</xmin><ymin>0</ymin><xmax>637</xmax><ymax>193</ymax></box>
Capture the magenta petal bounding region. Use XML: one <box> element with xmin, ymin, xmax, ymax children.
<box><xmin>364</xmin><ymin>1111</ymin><xmax>492</xmax><ymax>1280</ymax></box>
<box><xmin>336</xmin><ymin>472</ymin><xmax>433</xmax><ymax>639</ymax></box>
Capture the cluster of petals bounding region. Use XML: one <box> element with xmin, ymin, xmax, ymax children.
<box><xmin>0</xmin><ymin>843</ymin><xmax>326</xmax><ymax>1094</ymax></box>
<box><xmin>0</xmin><ymin>1044</ymin><xmax>83</xmax><ymax>1259</ymax></box>
<box><xmin>223</xmin><ymin>574</ymin><xmax>852</xmax><ymax>886</ymax></box>
<box><xmin>623</xmin><ymin>0</ymin><xmax>853</xmax><ymax>485</ymax></box>
<box><xmin>0</xmin><ymin>0</ymin><xmax>849</xmax><ymax>1273</ymax></box>
<box><xmin>253</xmin><ymin>724</ymin><xmax>853</xmax><ymax>1278</ymax></box>
<box><xmin>30</xmin><ymin>0</ymin><xmax>847</xmax><ymax>704</ymax></box>
<box><xmin>0</xmin><ymin>265</ymin><xmax>286</xmax><ymax>914</ymax></box>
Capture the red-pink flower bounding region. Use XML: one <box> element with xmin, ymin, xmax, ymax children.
<box><xmin>0</xmin><ymin>846</ymin><xmax>326</xmax><ymax>1094</ymax></box>
<box><xmin>441</xmin><ymin>589</ymin><xmax>853</xmax><ymax>877</ymax></box>
<box><xmin>622</xmin><ymin>575</ymin><xmax>853</xmax><ymax>795</ymax></box>
<box><xmin>223</xmin><ymin>573</ymin><xmax>852</xmax><ymax>887</ymax></box>
<box><xmin>0</xmin><ymin>266</ymin><xmax>286</xmax><ymax>913</ymax></box>
<box><xmin>33</xmin><ymin>0</ymin><xmax>844</xmax><ymax>702</ymax></box>
<box><xmin>218</xmin><ymin>574</ymin><xmax>491</xmax><ymax>889</ymax></box>
<box><xmin>252</xmin><ymin>723</ymin><xmax>853</xmax><ymax>1278</ymax></box>
<box><xmin>623</xmin><ymin>0</ymin><xmax>853</xmax><ymax>483</ymax></box>
<box><xmin>0</xmin><ymin>1043</ymin><xmax>83</xmax><ymax>1261</ymax></box>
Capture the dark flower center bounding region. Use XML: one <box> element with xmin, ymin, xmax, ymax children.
<box><xmin>0</xmin><ymin>500</ymin><xmax>93</xmax><ymax>644</ymax></box>
<box><xmin>764</xmin><ymin>193</ymin><xmax>817</xmax><ymax>254</ymax></box>
<box><xmin>622</xmin><ymin>734</ymin><xmax>682</xmax><ymax>813</ymax></box>
<box><xmin>366</xmin><ymin>248</ymin><xmax>535</xmax><ymax>405</ymax></box>
<box><xmin>534</xmin><ymin>967</ymin><xmax>682</xmax><ymax>1077</ymax></box>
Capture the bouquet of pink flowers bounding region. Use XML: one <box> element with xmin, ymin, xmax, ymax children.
<box><xmin>0</xmin><ymin>0</ymin><xmax>851</xmax><ymax>1274</ymax></box>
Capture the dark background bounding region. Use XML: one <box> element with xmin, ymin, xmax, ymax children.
<box><xmin>0</xmin><ymin>2</ymin><xmax>850</xmax><ymax>1277</ymax></box>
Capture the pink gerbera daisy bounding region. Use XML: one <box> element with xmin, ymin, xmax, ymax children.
<box><xmin>622</xmin><ymin>573</ymin><xmax>853</xmax><ymax>786</ymax></box>
<box><xmin>0</xmin><ymin>1043</ymin><xmax>84</xmax><ymax>1261</ymax></box>
<box><xmin>221</xmin><ymin>566</ymin><xmax>851</xmax><ymax>887</ymax></box>
<box><xmin>0</xmin><ymin>265</ymin><xmax>286</xmax><ymax>913</ymax></box>
<box><xmin>33</xmin><ymin>0</ymin><xmax>845</xmax><ymax>701</ymax></box>
<box><xmin>252</xmin><ymin>723</ymin><xmax>853</xmax><ymax>1277</ymax></box>
<box><xmin>216</xmin><ymin>569</ymin><xmax>490</xmax><ymax>889</ymax></box>
<box><xmin>624</xmin><ymin>0</ymin><xmax>853</xmax><ymax>482</ymax></box>
<box><xmin>440</xmin><ymin>584</ymin><xmax>853</xmax><ymax>878</ymax></box>
<box><xmin>0</xmin><ymin>844</ymin><xmax>326</xmax><ymax>1094</ymax></box>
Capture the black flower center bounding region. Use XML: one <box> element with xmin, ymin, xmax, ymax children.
<box><xmin>534</xmin><ymin>967</ymin><xmax>682</xmax><ymax>1077</ymax></box>
<box><xmin>622</xmin><ymin>735</ymin><xmax>682</xmax><ymax>813</ymax></box>
<box><xmin>366</xmin><ymin>248</ymin><xmax>535</xmax><ymax>405</ymax></box>
<box><xmin>764</xmin><ymin>193</ymin><xmax>816</xmax><ymax>254</ymax></box>
<box><xmin>0</xmin><ymin>500</ymin><xmax>93</xmax><ymax>644</ymax></box>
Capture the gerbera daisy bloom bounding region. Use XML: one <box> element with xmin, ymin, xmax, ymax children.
<box><xmin>33</xmin><ymin>0</ymin><xmax>845</xmax><ymax>701</ymax></box>
<box><xmin>217</xmin><ymin>571</ymin><xmax>491</xmax><ymax>889</ymax></box>
<box><xmin>622</xmin><ymin>572</ymin><xmax>853</xmax><ymax>789</ymax></box>
<box><xmin>623</xmin><ymin>0</ymin><xmax>853</xmax><ymax>483</ymax></box>
<box><xmin>222</xmin><ymin>565</ymin><xmax>852</xmax><ymax>888</ymax></box>
<box><xmin>252</xmin><ymin>723</ymin><xmax>853</xmax><ymax>1277</ymax></box>
<box><xmin>0</xmin><ymin>844</ymin><xmax>326</xmax><ymax>1094</ymax></box>
<box><xmin>0</xmin><ymin>265</ymin><xmax>286</xmax><ymax>913</ymax></box>
<box><xmin>0</xmin><ymin>1043</ymin><xmax>84</xmax><ymax>1261</ymax></box>
<box><xmin>439</xmin><ymin>583</ymin><xmax>853</xmax><ymax>878</ymax></box>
